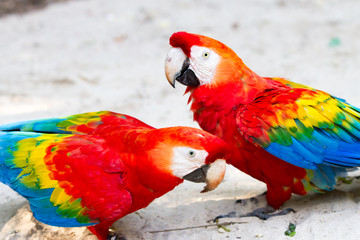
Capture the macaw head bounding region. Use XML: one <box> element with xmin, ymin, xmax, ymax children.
<box><xmin>165</xmin><ymin>31</ymin><xmax>247</xmax><ymax>89</ymax></box>
<box><xmin>149</xmin><ymin>126</ymin><xmax>229</xmax><ymax>193</ymax></box>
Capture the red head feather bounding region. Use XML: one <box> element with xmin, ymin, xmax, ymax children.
<box><xmin>169</xmin><ymin>32</ymin><xmax>202</xmax><ymax>57</ymax></box>
<box><xmin>169</xmin><ymin>31</ymin><xmax>238</xmax><ymax>59</ymax></box>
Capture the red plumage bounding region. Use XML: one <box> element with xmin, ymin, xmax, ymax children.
<box><xmin>0</xmin><ymin>111</ymin><xmax>228</xmax><ymax>239</ymax></box>
<box><xmin>190</xmin><ymin>88</ymin><xmax>309</xmax><ymax>208</ymax></box>
<box><xmin>166</xmin><ymin>32</ymin><xmax>324</xmax><ymax>209</ymax></box>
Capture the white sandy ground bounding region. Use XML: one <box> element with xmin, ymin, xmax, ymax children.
<box><xmin>0</xmin><ymin>0</ymin><xmax>360</xmax><ymax>239</ymax></box>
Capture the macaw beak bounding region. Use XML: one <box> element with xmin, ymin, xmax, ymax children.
<box><xmin>165</xmin><ymin>47</ymin><xmax>200</xmax><ymax>88</ymax></box>
<box><xmin>182</xmin><ymin>159</ymin><xmax>226</xmax><ymax>193</ymax></box>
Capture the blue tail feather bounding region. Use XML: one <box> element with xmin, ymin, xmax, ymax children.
<box><xmin>30</xmin><ymin>204</ymin><xmax>95</xmax><ymax>227</ymax></box>
<box><xmin>308</xmin><ymin>165</ymin><xmax>337</xmax><ymax>191</ymax></box>
<box><xmin>0</xmin><ymin>118</ymin><xmax>70</xmax><ymax>134</ymax></box>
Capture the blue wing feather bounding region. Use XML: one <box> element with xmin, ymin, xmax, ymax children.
<box><xmin>0</xmin><ymin>131</ymin><xmax>96</xmax><ymax>227</ymax></box>
<box><xmin>265</xmin><ymin>127</ymin><xmax>360</xmax><ymax>169</ymax></box>
<box><xmin>30</xmin><ymin>204</ymin><xmax>95</xmax><ymax>227</ymax></box>
<box><xmin>0</xmin><ymin>133</ymin><xmax>31</xmax><ymax>185</ymax></box>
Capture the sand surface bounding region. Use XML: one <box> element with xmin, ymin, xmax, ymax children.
<box><xmin>1</xmin><ymin>0</ymin><xmax>360</xmax><ymax>239</ymax></box>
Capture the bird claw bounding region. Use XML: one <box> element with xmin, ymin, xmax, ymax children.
<box><xmin>212</xmin><ymin>194</ymin><xmax>295</xmax><ymax>222</ymax></box>
<box><xmin>213</xmin><ymin>211</ymin><xmax>236</xmax><ymax>222</ymax></box>
<box><xmin>213</xmin><ymin>206</ymin><xmax>295</xmax><ymax>222</ymax></box>
<box><xmin>243</xmin><ymin>207</ymin><xmax>296</xmax><ymax>220</ymax></box>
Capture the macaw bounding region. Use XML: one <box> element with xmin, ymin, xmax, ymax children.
<box><xmin>165</xmin><ymin>31</ymin><xmax>360</xmax><ymax>217</ymax></box>
<box><xmin>0</xmin><ymin>111</ymin><xmax>228</xmax><ymax>240</ymax></box>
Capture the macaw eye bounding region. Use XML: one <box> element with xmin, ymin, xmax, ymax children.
<box><xmin>202</xmin><ymin>52</ymin><xmax>210</xmax><ymax>58</ymax></box>
<box><xmin>188</xmin><ymin>150</ymin><xmax>196</xmax><ymax>158</ymax></box>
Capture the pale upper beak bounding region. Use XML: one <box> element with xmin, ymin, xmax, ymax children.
<box><xmin>165</xmin><ymin>47</ymin><xmax>187</xmax><ymax>88</ymax></box>
<box><xmin>182</xmin><ymin>159</ymin><xmax>226</xmax><ymax>193</ymax></box>
<box><xmin>165</xmin><ymin>47</ymin><xmax>200</xmax><ymax>88</ymax></box>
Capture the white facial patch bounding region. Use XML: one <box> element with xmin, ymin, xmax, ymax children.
<box><xmin>189</xmin><ymin>46</ymin><xmax>220</xmax><ymax>86</ymax></box>
<box><xmin>171</xmin><ymin>146</ymin><xmax>208</xmax><ymax>178</ymax></box>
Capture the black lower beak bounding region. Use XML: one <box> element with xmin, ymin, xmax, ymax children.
<box><xmin>182</xmin><ymin>164</ymin><xmax>210</xmax><ymax>183</ymax></box>
<box><xmin>175</xmin><ymin>58</ymin><xmax>200</xmax><ymax>87</ymax></box>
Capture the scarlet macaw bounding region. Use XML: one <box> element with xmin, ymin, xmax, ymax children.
<box><xmin>0</xmin><ymin>111</ymin><xmax>228</xmax><ymax>239</ymax></box>
<box><xmin>165</xmin><ymin>31</ymin><xmax>360</xmax><ymax>218</ymax></box>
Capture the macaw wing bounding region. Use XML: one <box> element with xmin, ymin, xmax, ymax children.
<box><xmin>268</xmin><ymin>77</ymin><xmax>350</xmax><ymax>104</ymax></box>
<box><xmin>0</xmin><ymin>111</ymin><xmax>153</xmax><ymax>135</ymax></box>
<box><xmin>236</xmin><ymin>87</ymin><xmax>360</xmax><ymax>170</ymax></box>
<box><xmin>0</xmin><ymin>131</ymin><xmax>132</xmax><ymax>227</ymax></box>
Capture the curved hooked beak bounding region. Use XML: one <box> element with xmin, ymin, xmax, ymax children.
<box><xmin>165</xmin><ymin>48</ymin><xmax>200</xmax><ymax>88</ymax></box>
<box><xmin>182</xmin><ymin>159</ymin><xmax>226</xmax><ymax>193</ymax></box>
